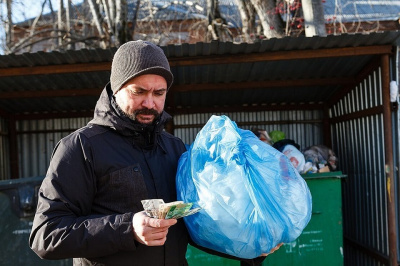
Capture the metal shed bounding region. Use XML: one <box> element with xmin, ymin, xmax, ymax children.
<box><xmin>0</xmin><ymin>31</ymin><xmax>399</xmax><ymax>265</ymax></box>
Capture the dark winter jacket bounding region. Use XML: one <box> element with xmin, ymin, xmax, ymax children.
<box><xmin>29</xmin><ymin>84</ymin><xmax>188</xmax><ymax>265</ymax></box>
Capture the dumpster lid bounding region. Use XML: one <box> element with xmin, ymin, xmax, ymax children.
<box><xmin>301</xmin><ymin>171</ymin><xmax>346</xmax><ymax>180</ymax></box>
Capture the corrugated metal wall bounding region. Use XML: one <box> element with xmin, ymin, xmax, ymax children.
<box><xmin>0</xmin><ymin>117</ymin><xmax>9</xmax><ymax>179</ymax></box>
<box><xmin>5</xmin><ymin>70</ymin><xmax>398</xmax><ymax>264</ymax></box>
<box><xmin>173</xmin><ymin>110</ymin><xmax>324</xmax><ymax>150</ymax></box>
<box><xmin>16</xmin><ymin>117</ymin><xmax>92</xmax><ymax>179</ymax></box>
<box><xmin>13</xmin><ymin>110</ymin><xmax>324</xmax><ymax>179</ymax></box>
<box><xmin>330</xmin><ymin>66</ymin><xmax>390</xmax><ymax>265</ymax></box>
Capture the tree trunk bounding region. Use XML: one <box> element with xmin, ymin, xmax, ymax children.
<box><xmin>108</xmin><ymin>0</ymin><xmax>115</xmax><ymax>27</ymax></box>
<box><xmin>115</xmin><ymin>0</ymin><xmax>121</xmax><ymax>44</ymax></box>
<box><xmin>58</xmin><ymin>0</ymin><xmax>64</xmax><ymax>47</ymax></box>
<box><xmin>245</xmin><ymin>1</ymin><xmax>256</xmax><ymax>38</ymax></box>
<box><xmin>87</xmin><ymin>0</ymin><xmax>106</xmax><ymax>48</ymax></box>
<box><xmin>26</xmin><ymin>0</ymin><xmax>47</xmax><ymax>52</ymax></box>
<box><xmin>46</xmin><ymin>0</ymin><xmax>58</xmax><ymax>50</ymax></box>
<box><xmin>5</xmin><ymin>0</ymin><xmax>13</xmax><ymax>52</ymax></box>
<box><xmin>101</xmin><ymin>0</ymin><xmax>114</xmax><ymax>42</ymax></box>
<box><xmin>301</xmin><ymin>0</ymin><xmax>327</xmax><ymax>37</ymax></box>
<box><xmin>65</xmin><ymin>0</ymin><xmax>75</xmax><ymax>49</ymax></box>
<box><xmin>207</xmin><ymin>0</ymin><xmax>232</xmax><ymax>41</ymax></box>
<box><xmin>249</xmin><ymin>0</ymin><xmax>284</xmax><ymax>39</ymax></box>
<box><xmin>207</xmin><ymin>0</ymin><xmax>218</xmax><ymax>41</ymax></box>
<box><xmin>114</xmin><ymin>0</ymin><xmax>131</xmax><ymax>45</ymax></box>
<box><xmin>65</xmin><ymin>0</ymin><xmax>71</xmax><ymax>33</ymax></box>
<box><xmin>131</xmin><ymin>0</ymin><xmax>140</xmax><ymax>41</ymax></box>
<box><xmin>236</xmin><ymin>0</ymin><xmax>251</xmax><ymax>42</ymax></box>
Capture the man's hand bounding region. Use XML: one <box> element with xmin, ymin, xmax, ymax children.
<box><xmin>132</xmin><ymin>211</ymin><xmax>177</xmax><ymax>246</ymax></box>
<box><xmin>261</xmin><ymin>243</ymin><xmax>284</xmax><ymax>256</ymax></box>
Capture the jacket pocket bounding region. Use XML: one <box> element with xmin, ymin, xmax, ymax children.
<box><xmin>95</xmin><ymin>164</ymin><xmax>148</xmax><ymax>213</ymax></box>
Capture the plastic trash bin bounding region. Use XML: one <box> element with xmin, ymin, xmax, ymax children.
<box><xmin>0</xmin><ymin>176</ymin><xmax>71</xmax><ymax>265</ymax></box>
<box><xmin>186</xmin><ymin>171</ymin><xmax>345</xmax><ymax>266</ymax></box>
<box><xmin>263</xmin><ymin>171</ymin><xmax>345</xmax><ymax>266</ymax></box>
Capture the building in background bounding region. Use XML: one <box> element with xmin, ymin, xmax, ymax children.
<box><xmin>8</xmin><ymin>0</ymin><xmax>400</xmax><ymax>54</ymax></box>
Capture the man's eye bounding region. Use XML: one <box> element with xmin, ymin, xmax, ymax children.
<box><xmin>129</xmin><ymin>89</ymin><xmax>143</xmax><ymax>95</ymax></box>
<box><xmin>155</xmin><ymin>91</ymin><xmax>165</xmax><ymax>96</ymax></box>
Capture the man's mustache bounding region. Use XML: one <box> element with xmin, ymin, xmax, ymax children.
<box><xmin>134</xmin><ymin>108</ymin><xmax>159</xmax><ymax>116</ymax></box>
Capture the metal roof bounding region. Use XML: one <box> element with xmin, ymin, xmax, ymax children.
<box><xmin>0</xmin><ymin>31</ymin><xmax>400</xmax><ymax>119</ymax></box>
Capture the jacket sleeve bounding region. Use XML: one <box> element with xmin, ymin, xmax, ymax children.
<box><xmin>29</xmin><ymin>132</ymin><xmax>136</xmax><ymax>260</ymax></box>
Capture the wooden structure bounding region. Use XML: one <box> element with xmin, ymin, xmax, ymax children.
<box><xmin>0</xmin><ymin>32</ymin><xmax>400</xmax><ymax>265</ymax></box>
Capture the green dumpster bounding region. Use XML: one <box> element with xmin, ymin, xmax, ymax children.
<box><xmin>4</xmin><ymin>172</ymin><xmax>343</xmax><ymax>265</ymax></box>
<box><xmin>186</xmin><ymin>244</ymin><xmax>240</xmax><ymax>265</ymax></box>
<box><xmin>263</xmin><ymin>171</ymin><xmax>345</xmax><ymax>265</ymax></box>
<box><xmin>186</xmin><ymin>171</ymin><xmax>345</xmax><ymax>266</ymax></box>
<box><xmin>0</xmin><ymin>176</ymin><xmax>71</xmax><ymax>265</ymax></box>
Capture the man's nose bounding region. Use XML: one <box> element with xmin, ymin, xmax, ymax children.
<box><xmin>142</xmin><ymin>94</ymin><xmax>155</xmax><ymax>109</ymax></box>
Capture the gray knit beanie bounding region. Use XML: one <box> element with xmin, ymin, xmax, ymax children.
<box><xmin>110</xmin><ymin>40</ymin><xmax>173</xmax><ymax>94</ymax></box>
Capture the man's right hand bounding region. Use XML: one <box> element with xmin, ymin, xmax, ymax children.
<box><xmin>261</xmin><ymin>243</ymin><xmax>284</xmax><ymax>256</ymax></box>
<box><xmin>132</xmin><ymin>211</ymin><xmax>177</xmax><ymax>246</ymax></box>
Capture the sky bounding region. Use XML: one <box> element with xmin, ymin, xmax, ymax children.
<box><xmin>1</xmin><ymin>0</ymin><xmax>400</xmax><ymax>54</ymax></box>
<box><xmin>11</xmin><ymin>0</ymin><xmax>83</xmax><ymax>23</ymax></box>
<box><xmin>0</xmin><ymin>0</ymin><xmax>83</xmax><ymax>54</ymax></box>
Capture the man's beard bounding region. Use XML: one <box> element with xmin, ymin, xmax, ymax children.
<box><xmin>131</xmin><ymin>108</ymin><xmax>161</xmax><ymax>124</ymax></box>
<box><xmin>116</xmin><ymin>103</ymin><xmax>160</xmax><ymax>125</ymax></box>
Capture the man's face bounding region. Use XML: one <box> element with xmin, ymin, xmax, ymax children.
<box><xmin>114</xmin><ymin>74</ymin><xmax>167</xmax><ymax>124</ymax></box>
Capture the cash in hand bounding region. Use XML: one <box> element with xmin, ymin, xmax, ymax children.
<box><xmin>141</xmin><ymin>199</ymin><xmax>201</xmax><ymax>219</ymax></box>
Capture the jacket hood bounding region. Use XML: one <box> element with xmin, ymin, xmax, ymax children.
<box><xmin>89</xmin><ymin>83</ymin><xmax>171</xmax><ymax>140</ymax></box>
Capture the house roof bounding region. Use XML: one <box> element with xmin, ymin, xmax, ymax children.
<box><xmin>17</xmin><ymin>0</ymin><xmax>400</xmax><ymax>27</ymax></box>
<box><xmin>215</xmin><ymin>0</ymin><xmax>400</xmax><ymax>24</ymax></box>
<box><xmin>16</xmin><ymin>0</ymin><xmax>207</xmax><ymax>28</ymax></box>
<box><xmin>0</xmin><ymin>31</ymin><xmax>400</xmax><ymax>120</ymax></box>
<box><xmin>323</xmin><ymin>0</ymin><xmax>400</xmax><ymax>22</ymax></box>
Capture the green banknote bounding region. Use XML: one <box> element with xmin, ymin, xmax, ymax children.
<box><xmin>141</xmin><ymin>199</ymin><xmax>201</xmax><ymax>219</ymax></box>
<box><xmin>164</xmin><ymin>203</ymin><xmax>193</xmax><ymax>219</ymax></box>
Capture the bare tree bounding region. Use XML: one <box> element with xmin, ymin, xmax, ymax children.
<box><xmin>1</xmin><ymin>0</ymin><xmax>394</xmax><ymax>54</ymax></box>
<box><xmin>301</xmin><ymin>0</ymin><xmax>326</xmax><ymax>37</ymax></box>
<box><xmin>206</xmin><ymin>0</ymin><xmax>233</xmax><ymax>41</ymax></box>
<box><xmin>234</xmin><ymin>0</ymin><xmax>322</xmax><ymax>40</ymax></box>
<box><xmin>5</xmin><ymin>0</ymin><xmax>12</xmax><ymax>52</ymax></box>
<box><xmin>26</xmin><ymin>0</ymin><xmax>48</xmax><ymax>52</ymax></box>
<box><xmin>116</xmin><ymin>0</ymin><xmax>132</xmax><ymax>45</ymax></box>
<box><xmin>58</xmin><ymin>0</ymin><xmax>64</xmax><ymax>46</ymax></box>
<box><xmin>252</xmin><ymin>0</ymin><xmax>285</xmax><ymax>38</ymax></box>
<box><xmin>87</xmin><ymin>0</ymin><xmax>106</xmax><ymax>48</ymax></box>
<box><xmin>0</xmin><ymin>0</ymin><xmax>203</xmax><ymax>53</ymax></box>
<box><xmin>236</xmin><ymin>0</ymin><xmax>256</xmax><ymax>42</ymax></box>
<box><xmin>65</xmin><ymin>0</ymin><xmax>75</xmax><ymax>49</ymax></box>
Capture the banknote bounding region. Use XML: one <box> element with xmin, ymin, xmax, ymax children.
<box><xmin>159</xmin><ymin>201</ymin><xmax>183</xmax><ymax>219</ymax></box>
<box><xmin>169</xmin><ymin>207</ymin><xmax>202</xmax><ymax>219</ymax></box>
<box><xmin>164</xmin><ymin>202</ymin><xmax>193</xmax><ymax>219</ymax></box>
<box><xmin>141</xmin><ymin>199</ymin><xmax>201</xmax><ymax>219</ymax></box>
<box><xmin>141</xmin><ymin>199</ymin><xmax>165</xmax><ymax>219</ymax></box>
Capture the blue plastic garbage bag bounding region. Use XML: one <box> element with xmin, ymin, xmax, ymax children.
<box><xmin>176</xmin><ymin>115</ymin><xmax>312</xmax><ymax>259</ymax></box>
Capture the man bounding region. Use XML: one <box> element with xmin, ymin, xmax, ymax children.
<box><xmin>29</xmin><ymin>41</ymin><xmax>278</xmax><ymax>265</ymax></box>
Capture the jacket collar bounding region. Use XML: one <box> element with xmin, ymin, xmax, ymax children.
<box><xmin>89</xmin><ymin>83</ymin><xmax>171</xmax><ymax>149</ymax></box>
